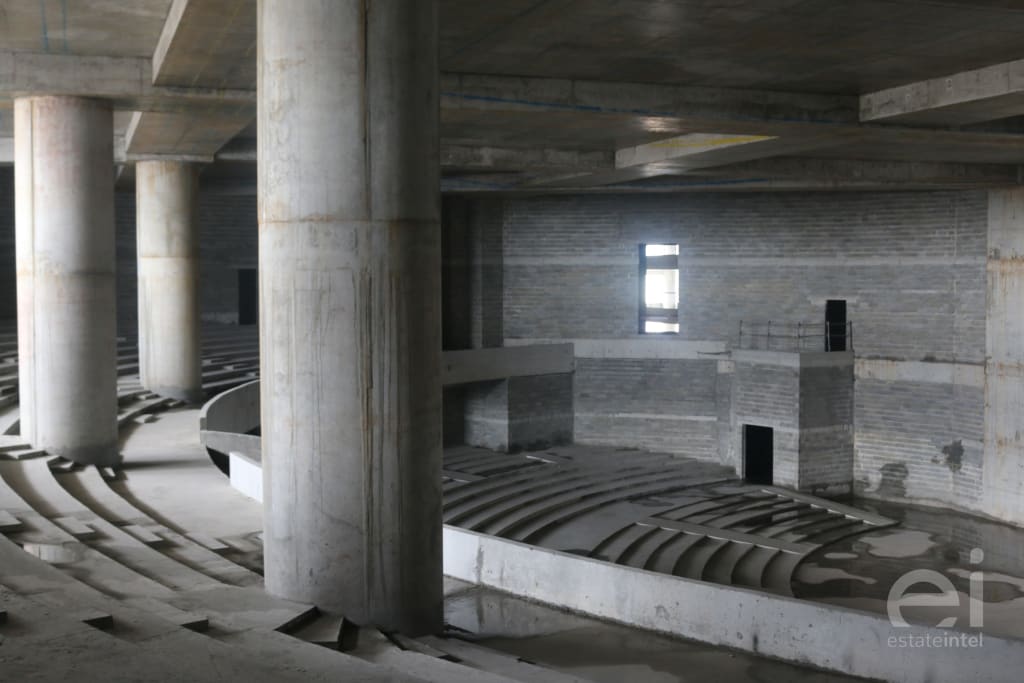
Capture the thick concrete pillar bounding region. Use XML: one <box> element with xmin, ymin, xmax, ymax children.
<box><xmin>258</xmin><ymin>0</ymin><xmax>442</xmax><ymax>634</ymax></box>
<box><xmin>136</xmin><ymin>161</ymin><xmax>202</xmax><ymax>403</ymax></box>
<box><xmin>984</xmin><ymin>189</ymin><xmax>1024</xmax><ymax>526</ymax></box>
<box><xmin>14</xmin><ymin>96</ymin><xmax>118</xmax><ymax>465</ymax></box>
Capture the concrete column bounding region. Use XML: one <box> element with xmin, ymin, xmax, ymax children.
<box><xmin>984</xmin><ymin>189</ymin><xmax>1024</xmax><ymax>526</ymax></box>
<box><xmin>14</xmin><ymin>96</ymin><xmax>118</xmax><ymax>465</ymax></box>
<box><xmin>14</xmin><ymin>100</ymin><xmax>36</xmax><ymax>444</ymax></box>
<box><xmin>136</xmin><ymin>161</ymin><xmax>202</xmax><ymax>403</ymax></box>
<box><xmin>258</xmin><ymin>0</ymin><xmax>442</xmax><ymax>634</ymax></box>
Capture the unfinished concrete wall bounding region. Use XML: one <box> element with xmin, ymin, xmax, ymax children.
<box><xmin>575</xmin><ymin>355</ymin><xmax>719</xmax><ymax>456</ymax></box>
<box><xmin>799</xmin><ymin>356</ymin><xmax>855</xmax><ymax>495</ymax></box>
<box><xmin>732</xmin><ymin>353</ymin><xmax>801</xmax><ymax>488</ymax></box>
<box><xmin>0</xmin><ymin>167</ymin><xmax>12</xmax><ymax>320</ymax></box>
<box><xmin>442</xmin><ymin>197</ymin><xmax>505</xmax><ymax>445</ymax></box>
<box><xmin>984</xmin><ymin>189</ymin><xmax>1024</xmax><ymax>526</ymax></box>
<box><xmin>114</xmin><ymin>188</ymin><xmax>257</xmax><ymax>329</ymax></box>
<box><xmin>461</xmin><ymin>374</ymin><xmax>573</xmax><ymax>453</ymax></box>
<box><xmin>498</xmin><ymin>191</ymin><xmax>986</xmax><ymax>509</ymax></box>
<box><xmin>0</xmin><ymin>173</ymin><xmax>256</xmax><ymax>327</ymax></box>
<box><xmin>508</xmin><ymin>374</ymin><xmax>573</xmax><ymax>451</ymax></box>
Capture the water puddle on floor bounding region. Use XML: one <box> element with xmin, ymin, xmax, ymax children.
<box><xmin>443</xmin><ymin>580</ymin><xmax>866</xmax><ymax>683</ymax></box>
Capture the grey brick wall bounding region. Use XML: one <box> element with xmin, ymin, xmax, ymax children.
<box><xmin>461</xmin><ymin>374</ymin><xmax>573</xmax><ymax>452</ymax></box>
<box><xmin>0</xmin><ymin>168</ymin><xmax>13</xmax><ymax>320</ymax></box>
<box><xmin>855</xmin><ymin>378</ymin><xmax>984</xmax><ymax>509</ymax></box>
<box><xmin>498</xmin><ymin>191</ymin><xmax>987</xmax><ymax>508</ymax></box>
<box><xmin>507</xmin><ymin>373</ymin><xmax>573</xmax><ymax>451</ymax></box>
<box><xmin>502</xmin><ymin>192</ymin><xmax>986</xmax><ymax>362</ymax></box>
<box><xmin>574</xmin><ymin>357</ymin><xmax>718</xmax><ymax>457</ymax></box>
<box><xmin>733</xmin><ymin>361</ymin><xmax>800</xmax><ymax>431</ymax></box>
<box><xmin>0</xmin><ymin>179</ymin><xmax>258</xmax><ymax>329</ymax></box>
<box><xmin>464</xmin><ymin>380</ymin><xmax>509</xmax><ymax>451</ymax></box>
<box><xmin>800</xmin><ymin>363</ymin><xmax>855</xmax><ymax>494</ymax></box>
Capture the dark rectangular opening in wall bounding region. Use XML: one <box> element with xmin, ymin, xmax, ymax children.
<box><xmin>825</xmin><ymin>299</ymin><xmax>847</xmax><ymax>351</ymax></box>
<box><xmin>238</xmin><ymin>268</ymin><xmax>258</xmax><ymax>326</ymax></box>
<box><xmin>744</xmin><ymin>425</ymin><xmax>773</xmax><ymax>485</ymax></box>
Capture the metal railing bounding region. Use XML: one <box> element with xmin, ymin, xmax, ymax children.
<box><xmin>738</xmin><ymin>320</ymin><xmax>854</xmax><ymax>353</ymax></box>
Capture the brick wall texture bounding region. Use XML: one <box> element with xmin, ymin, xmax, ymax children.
<box><xmin>493</xmin><ymin>191</ymin><xmax>987</xmax><ymax>512</ymax></box>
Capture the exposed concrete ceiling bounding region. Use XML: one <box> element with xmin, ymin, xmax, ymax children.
<box><xmin>4</xmin><ymin>0</ymin><xmax>1024</xmax><ymax>192</ymax></box>
<box><xmin>440</xmin><ymin>0</ymin><xmax>1024</xmax><ymax>94</ymax></box>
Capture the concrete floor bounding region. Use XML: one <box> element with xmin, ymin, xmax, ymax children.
<box><xmin>793</xmin><ymin>499</ymin><xmax>1024</xmax><ymax>640</ymax></box>
<box><xmin>16</xmin><ymin>403</ymin><xmax>881</xmax><ymax>680</ymax></box>
<box><xmin>53</xmin><ymin>401</ymin><xmax>1024</xmax><ymax>642</ymax></box>
<box><xmin>440</xmin><ymin>443</ymin><xmax>1024</xmax><ymax>641</ymax></box>
<box><xmin>444</xmin><ymin>578</ymin><xmax>867</xmax><ymax>682</ymax></box>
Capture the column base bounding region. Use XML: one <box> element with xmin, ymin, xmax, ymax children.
<box><xmin>147</xmin><ymin>385</ymin><xmax>205</xmax><ymax>405</ymax></box>
<box><xmin>48</xmin><ymin>443</ymin><xmax>122</xmax><ymax>468</ymax></box>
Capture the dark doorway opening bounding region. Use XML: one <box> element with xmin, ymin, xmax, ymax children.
<box><xmin>238</xmin><ymin>269</ymin><xmax>258</xmax><ymax>326</ymax></box>
<box><xmin>825</xmin><ymin>299</ymin><xmax>847</xmax><ymax>352</ymax></box>
<box><xmin>744</xmin><ymin>425</ymin><xmax>774</xmax><ymax>485</ymax></box>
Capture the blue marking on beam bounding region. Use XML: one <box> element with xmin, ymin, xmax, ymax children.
<box><xmin>60</xmin><ymin>0</ymin><xmax>68</xmax><ymax>54</ymax></box>
<box><xmin>39</xmin><ymin>0</ymin><xmax>50</xmax><ymax>52</ymax></box>
<box><xmin>440</xmin><ymin>91</ymin><xmax>675</xmax><ymax>118</ymax></box>
<box><xmin>606</xmin><ymin>177</ymin><xmax>772</xmax><ymax>189</ymax></box>
<box><xmin>441</xmin><ymin>177</ymin><xmax>518</xmax><ymax>190</ymax></box>
<box><xmin>441</xmin><ymin>91</ymin><xmax>856</xmax><ymax>126</ymax></box>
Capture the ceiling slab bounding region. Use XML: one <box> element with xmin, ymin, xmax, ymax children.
<box><xmin>440</xmin><ymin>0</ymin><xmax>1024</xmax><ymax>94</ymax></box>
<box><xmin>0</xmin><ymin>0</ymin><xmax>172</xmax><ymax>57</ymax></box>
<box><xmin>152</xmin><ymin>0</ymin><xmax>255</xmax><ymax>89</ymax></box>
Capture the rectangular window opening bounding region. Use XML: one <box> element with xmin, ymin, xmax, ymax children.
<box><xmin>639</xmin><ymin>243</ymin><xmax>679</xmax><ymax>334</ymax></box>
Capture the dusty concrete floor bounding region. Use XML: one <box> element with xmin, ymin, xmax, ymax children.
<box><xmin>107</xmin><ymin>408</ymin><xmax>878</xmax><ymax>680</ymax></box>
<box><xmin>444</xmin><ymin>578</ymin><xmax>868</xmax><ymax>682</ymax></box>
<box><xmin>793</xmin><ymin>498</ymin><xmax>1024</xmax><ymax>640</ymax></box>
<box><xmin>119</xmin><ymin>409</ymin><xmax>1024</xmax><ymax>641</ymax></box>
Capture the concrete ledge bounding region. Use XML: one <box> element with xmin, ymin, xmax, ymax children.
<box><xmin>201</xmin><ymin>430</ymin><xmax>260</xmax><ymax>463</ymax></box>
<box><xmin>443</xmin><ymin>344</ymin><xmax>574</xmax><ymax>385</ymax></box>
<box><xmin>856</xmin><ymin>358</ymin><xmax>985</xmax><ymax>388</ymax></box>
<box><xmin>443</xmin><ymin>525</ymin><xmax>1024</xmax><ymax>683</ymax></box>
<box><xmin>507</xmin><ymin>338</ymin><xmax>727</xmax><ymax>360</ymax></box>
<box><xmin>198</xmin><ymin>379</ymin><xmax>259</xmax><ymax>433</ymax></box>
<box><xmin>732</xmin><ymin>350</ymin><xmax>853</xmax><ymax>368</ymax></box>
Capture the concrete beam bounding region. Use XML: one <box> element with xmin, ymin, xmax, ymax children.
<box><xmin>128</xmin><ymin>0</ymin><xmax>257</xmax><ymax>159</ymax></box>
<box><xmin>693</xmin><ymin>157</ymin><xmax>1022</xmax><ymax>187</ymax></box>
<box><xmin>862</xmin><ymin>58</ymin><xmax>1024</xmax><ymax>126</ymax></box>
<box><xmin>152</xmin><ymin>0</ymin><xmax>256</xmax><ymax>89</ymax></box>
<box><xmin>531</xmin><ymin>132</ymin><xmax>848</xmax><ymax>188</ymax></box>
<box><xmin>442</xmin><ymin>144</ymin><xmax>613</xmax><ymax>172</ymax></box>
<box><xmin>443</xmin><ymin>344</ymin><xmax>575</xmax><ymax>385</ymax></box>
<box><xmin>125</xmin><ymin>110</ymin><xmax>252</xmax><ymax>160</ymax></box>
<box><xmin>0</xmin><ymin>51</ymin><xmax>254</xmax><ymax>114</ymax></box>
<box><xmin>441</xmin><ymin>73</ymin><xmax>861</xmax><ymax>128</ymax></box>
<box><xmin>442</xmin><ymin>73</ymin><xmax>1024</xmax><ymax>163</ymax></box>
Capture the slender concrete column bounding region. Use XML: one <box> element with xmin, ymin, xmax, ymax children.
<box><xmin>14</xmin><ymin>96</ymin><xmax>118</xmax><ymax>465</ymax></box>
<box><xmin>136</xmin><ymin>161</ymin><xmax>202</xmax><ymax>403</ymax></box>
<box><xmin>14</xmin><ymin>100</ymin><xmax>36</xmax><ymax>444</ymax></box>
<box><xmin>258</xmin><ymin>0</ymin><xmax>442</xmax><ymax>634</ymax></box>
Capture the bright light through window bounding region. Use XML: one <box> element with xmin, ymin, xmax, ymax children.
<box><xmin>640</xmin><ymin>244</ymin><xmax>680</xmax><ymax>334</ymax></box>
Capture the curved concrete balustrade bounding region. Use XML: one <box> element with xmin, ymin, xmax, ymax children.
<box><xmin>199</xmin><ymin>379</ymin><xmax>261</xmax><ymax>459</ymax></box>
